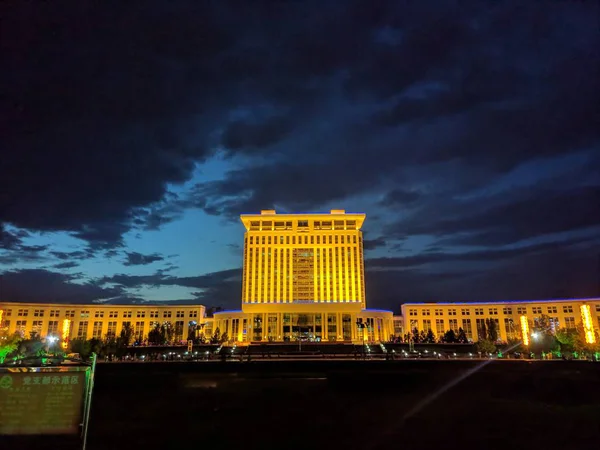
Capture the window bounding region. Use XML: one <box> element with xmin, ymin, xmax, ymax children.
<box><xmin>77</xmin><ymin>321</ymin><xmax>89</xmax><ymax>338</ymax></box>
<box><xmin>250</xmin><ymin>221</ymin><xmax>259</xmax><ymax>230</ymax></box>
<box><xmin>274</xmin><ymin>221</ymin><xmax>285</xmax><ymax>230</ymax></box>
<box><xmin>502</xmin><ymin>307</ymin><xmax>512</xmax><ymax>315</ymax></box>
<box><xmin>504</xmin><ymin>318</ymin><xmax>516</xmax><ymax>339</ymax></box>
<box><xmin>48</xmin><ymin>321</ymin><xmax>59</xmax><ymax>335</ymax></box>
<box><xmin>261</xmin><ymin>221</ymin><xmax>272</xmax><ymax>230</ymax></box>
<box><xmin>448</xmin><ymin>319</ymin><xmax>459</xmax><ymax>332</ymax></box>
<box><xmin>547</xmin><ymin>306</ymin><xmax>557</xmax><ymax>314</ymax></box>
<box><xmin>476</xmin><ymin>319</ymin><xmax>487</xmax><ymax>340</ymax></box>
<box><xmin>150</xmin><ymin>311</ymin><xmax>159</xmax><ymax>318</ymax></box>
<box><xmin>16</xmin><ymin>320</ymin><xmax>27</xmax><ymax>331</ymax></box>
<box><xmin>134</xmin><ymin>322</ymin><xmax>145</xmax><ymax>342</ymax></box>
<box><xmin>321</xmin><ymin>221</ymin><xmax>332</xmax><ymax>230</ymax></box>
<box><xmin>4</xmin><ymin>309</ymin><xmax>11</xmax><ymax>317</ymax></box>
<box><xmin>297</xmin><ymin>220</ymin><xmax>308</xmax><ymax>228</ymax></box>
<box><xmin>461</xmin><ymin>308</ymin><xmax>470</xmax><ymax>316</ymax></box>
<box><xmin>409</xmin><ymin>309</ymin><xmax>417</xmax><ymax>316</ymax></box>
<box><xmin>346</xmin><ymin>220</ymin><xmax>356</xmax><ymax>229</ymax></box>
<box><xmin>92</xmin><ymin>321</ymin><xmax>103</xmax><ymax>339</ymax></box>
<box><xmin>176</xmin><ymin>310</ymin><xmax>185</xmax><ymax>318</ymax></box>
<box><xmin>95</xmin><ymin>311</ymin><xmax>105</xmax><ymax>318</ymax></box>
<box><xmin>422</xmin><ymin>319</ymin><xmax>432</xmax><ymax>332</ymax></box>
<box><xmin>489</xmin><ymin>308</ymin><xmax>498</xmax><ymax>315</ymax></box>
<box><xmin>435</xmin><ymin>309</ymin><xmax>443</xmax><ymax>316</ymax></box>
<box><xmin>80</xmin><ymin>310</ymin><xmax>90</xmax><ymax>318</ymax></box>
<box><xmin>123</xmin><ymin>311</ymin><xmax>132</xmax><ymax>318</ymax></box>
<box><xmin>475</xmin><ymin>308</ymin><xmax>484</xmax><ymax>316</ymax></box>
<box><xmin>18</xmin><ymin>309</ymin><xmax>29</xmax><ymax>317</ymax></box>
<box><xmin>65</xmin><ymin>310</ymin><xmax>75</xmax><ymax>318</ymax></box>
<box><xmin>563</xmin><ymin>305</ymin><xmax>573</xmax><ymax>313</ymax></box>
<box><xmin>189</xmin><ymin>311</ymin><xmax>198</xmax><ymax>318</ymax></box>
<box><xmin>136</xmin><ymin>311</ymin><xmax>146</xmax><ymax>318</ymax></box>
<box><xmin>422</xmin><ymin>309</ymin><xmax>430</xmax><ymax>316</ymax></box>
<box><xmin>517</xmin><ymin>307</ymin><xmax>527</xmax><ymax>315</ymax></box>
<box><xmin>435</xmin><ymin>319</ymin><xmax>445</xmax><ymax>335</ymax></box>
<box><xmin>32</xmin><ymin>320</ymin><xmax>43</xmax><ymax>333</ymax></box>
<box><xmin>448</xmin><ymin>309</ymin><xmax>457</xmax><ymax>316</ymax></box>
<box><xmin>334</xmin><ymin>220</ymin><xmax>344</xmax><ymax>230</ymax></box>
<box><xmin>532</xmin><ymin>307</ymin><xmax>542</xmax><ymax>315</ymax></box>
<box><xmin>462</xmin><ymin>319</ymin><xmax>472</xmax><ymax>338</ymax></box>
<box><xmin>564</xmin><ymin>317</ymin><xmax>575</xmax><ymax>329</ymax></box>
<box><xmin>107</xmin><ymin>321</ymin><xmax>117</xmax><ymax>337</ymax></box>
<box><xmin>109</xmin><ymin>311</ymin><xmax>118</xmax><ymax>318</ymax></box>
<box><xmin>163</xmin><ymin>311</ymin><xmax>172</xmax><ymax>318</ymax></box>
<box><xmin>33</xmin><ymin>309</ymin><xmax>45</xmax><ymax>317</ymax></box>
<box><xmin>595</xmin><ymin>304</ymin><xmax>600</xmax><ymax>312</ymax></box>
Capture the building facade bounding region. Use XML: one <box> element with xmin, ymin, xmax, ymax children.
<box><xmin>0</xmin><ymin>303</ymin><xmax>205</xmax><ymax>344</ymax></box>
<box><xmin>398</xmin><ymin>298</ymin><xmax>600</xmax><ymax>342</ymax></box>
<box><xmin>212</xmin><ymin>209</ymin><xmax>395</xmax><ymax>343</ymax></box>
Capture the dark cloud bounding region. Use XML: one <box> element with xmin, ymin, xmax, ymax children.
<box><xmin>378</xmin><ymin>189</ymin><xmax>421</xmax><ymax>207</ymax></box>
<box><xmin>222</xmin><ymin>115</ymin><xmax>294</xmax><ymax>153</ymax></box>
<box><xmin>363</xmin><ymin>237</ymin><xmax>387</xmax><ymax>251</ymax></box>
<box><xmin>366</xmin><ymin>236</ymin><xmax>598</xmax><ymax>270</ymax></box>
<box><xmin>123</xmin><ymin>252</ymin><xmax>165</xmax><ymax>266</ymax></box>
<box><xmin>392</xmin><ymin>185</ymin><xmax>600</xmax><ymax>246</ymax></box>
<box><xmin>0</xmin><ymin>269</ymin><xmax>123</xmax><ymax>303</ymax></box>
<box><xmin>52</xmin><ymin>261</ymin><xmax>79</xmax><ymax>270</ymax></box>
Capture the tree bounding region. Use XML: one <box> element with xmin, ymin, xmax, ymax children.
<box><xmin>476</xmin><ymin>339</ymin><xmax>496</xmax><ymax>354</ymax></box>
<box><xmin>69</xmin><ymin>339</ymin><xmax>92</xmax><ymax>358</ymax></box>
<box><xmin>442</xmin><ymin>329</ymin><xmax>457</xmax><ymax>343</ymax></box>
<box><xmin>456</xmin><ymin>328</ymin><xmax>468</xmax><ymax>343</ymax></box>
<box><xmin>187</xmin><ymin>321</ymin><xmax>198</xmax><ymax>341</ymax></box>
<box><xmin>162</xmin><ymin>322</ymin><xmax>174</xmax><ymax>344</ymax></box>
<box><xmin>0</xmin><ymin>332</ymin><xmax>21</xmax><ymax>364</ymax></box>
<box><xmin>477</xmin><ymin>321</ymin><xmax>487</xmax><ymax>341</ymax></box>
<box><xmin>120</xmin><ymin>323</ymin><xmax>134</xmax><ymax>346</ymax></box>
<box><xmin>148</xmin><ymin>323</ymin><xmax>165</xmax><ymax>345</ymax></box>
<box><xmin>220</xmin><ymin>332</ymin><xmax>229</xmax><ymax>344</ymax></box>
<box><xmin>211</xmin><ymin>327</ymin><xmax>221</xmax><ymax>344</ymax></box>
<box><xmin>418</xmin><ymin>330</ymin><xmax>427</xmax><ymax>343</ymax></box>
<box><xmin>486</xmin><ymin>319</ymin><xmax>498</xmax><ymax>342</ymax></box>
<box><xmin>425</xmin><ymin>329</ymin><xmax>436</xmax><ymax>343</ymax></box>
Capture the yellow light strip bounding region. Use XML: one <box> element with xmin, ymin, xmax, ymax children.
<box><xmin>580</xmin><ymin>304</ymin><xmax>596</xmax><ymax>344</ymax></box>
<box><xmin>62</xmin><ymin>319</ymin><xmax>71</xmax><ymax>349</ymax></box>
<box><xmin>520</xmin><ymin>315</ymin><xmax>530</xmax><ymax>346</ymax></box>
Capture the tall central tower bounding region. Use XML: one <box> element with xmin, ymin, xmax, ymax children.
<box><xmin>240</xmin><ymin>210</ymin><xmax>366</xmax><ymax>308</ymax></box>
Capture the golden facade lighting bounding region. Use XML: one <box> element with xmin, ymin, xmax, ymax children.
<box><xmin>62</xmin><ymin>318</ymin><xmax>71</xmax><ymax>349</ymax></box>
<box><xmin>580</xmin><ymin>304</ymin><xmax>596</xmax><ymax>344</ymax></box>
<box><xmin>520</xmin><ymin>315</ymin><xmax>530</xmax><ymax>346</ymax></box>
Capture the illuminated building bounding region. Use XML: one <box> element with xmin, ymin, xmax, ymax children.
<box><xmin>212</xmin><ymin>210</ymin><xmax>395</xmax><ymax>342</ymax></box>
<box><xmin>1</xmin><ymin>208</ymin><xmax>599</xmax><ymax>346</ymax></box>
<box><xmin>0</xmin><ymin>303</ymin><xmax>205</xmax><ymax>343</ymax></box>
<box><xmin>400</xmin><ymin>298</ymin><xmax>600</xmax><ymax>343</ymax></box>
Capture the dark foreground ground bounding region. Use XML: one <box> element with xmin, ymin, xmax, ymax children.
<box><xmin>3</xmin><ymin>360</ymin><xmax>600</xmax><ymax>450</ymax></box>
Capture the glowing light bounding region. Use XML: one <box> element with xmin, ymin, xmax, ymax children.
<box><xmin>580</xmin><ymin>304</ymin><xmax>596</xmax><ymax>344</ymax></box>
<box><xmin>0</xmin><ymin>309</ymin><xmax>3</xmax><ymax>325</ymax></box>
<box><xmin>520</xmin><ymin>315</ymin><xmax>530</xmax><ymax>346</ymax></box>
<box><xmin>61</xmin><ymin>319</ymin><xmax>71</xmax><ymax>349</ymax></box>
<box><xmin>47</xmin><ymin>336</ymin><xmax>58</xmax><ymax>344</ymax></box>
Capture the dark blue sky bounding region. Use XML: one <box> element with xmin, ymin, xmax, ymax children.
<box><xmin>1</xmin><ymin>2</ymin><xmax>599</xmax><ymax>313</ymax></box>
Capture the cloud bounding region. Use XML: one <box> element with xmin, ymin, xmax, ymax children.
<box><xmin>0</xmin><ymin>269</ymin><xmax>123</xmax><ymax>303</ymax></box>
<box><xmin>222</xmin><ymin>115</ymin><xmax>294</xmax><ymax>154</ymax></box>
<box><xmin>378</xmin><ymin>189</ymin><xmax>421</xmax><ymax>207</ymax></box>
<box><xmin>52</xmin><ymin>261</ymin><xmax>79</xmax><ymax>269</ymax></box>
<box><xmin>363</xmin><ymin>237</ymin><xmax>387</xmax><ymax>251</ymax></box>
<box><xmin>391</xmin><ymin>185</ymin><xmax>600</xmax><ymax>246</ymax></box>
<box><xmin>123</xmin><ymin>252</ymin><xmax>165</xmax><ymax>266</ymax></box>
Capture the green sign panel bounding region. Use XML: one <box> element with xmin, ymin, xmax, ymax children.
<box><xmin>0</xmin><ymin>369</ymin><xmax>87</xmax><ymax>435</ymax></box>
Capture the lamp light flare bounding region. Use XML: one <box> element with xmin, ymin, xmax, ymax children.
<box><xmin>520</xmin><ymin>315</ymin><xmax>530</xmax><ymax>346</ymax></box>
<box><xmin>580</xmin><ymin>304</ymin><xmax>596</xmax><ymax>344</ymax></box>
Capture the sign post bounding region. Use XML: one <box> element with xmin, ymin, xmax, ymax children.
<box><xmin>0</xmin><ymin>354</ymin><xmax>96</xmax><ymax>449</ymax></box>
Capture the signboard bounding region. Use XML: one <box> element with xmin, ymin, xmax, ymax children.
<box><xmin>0</xmin><ymin>368</ymin><xmax>88</xmax><ymax>435</ymax></box>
